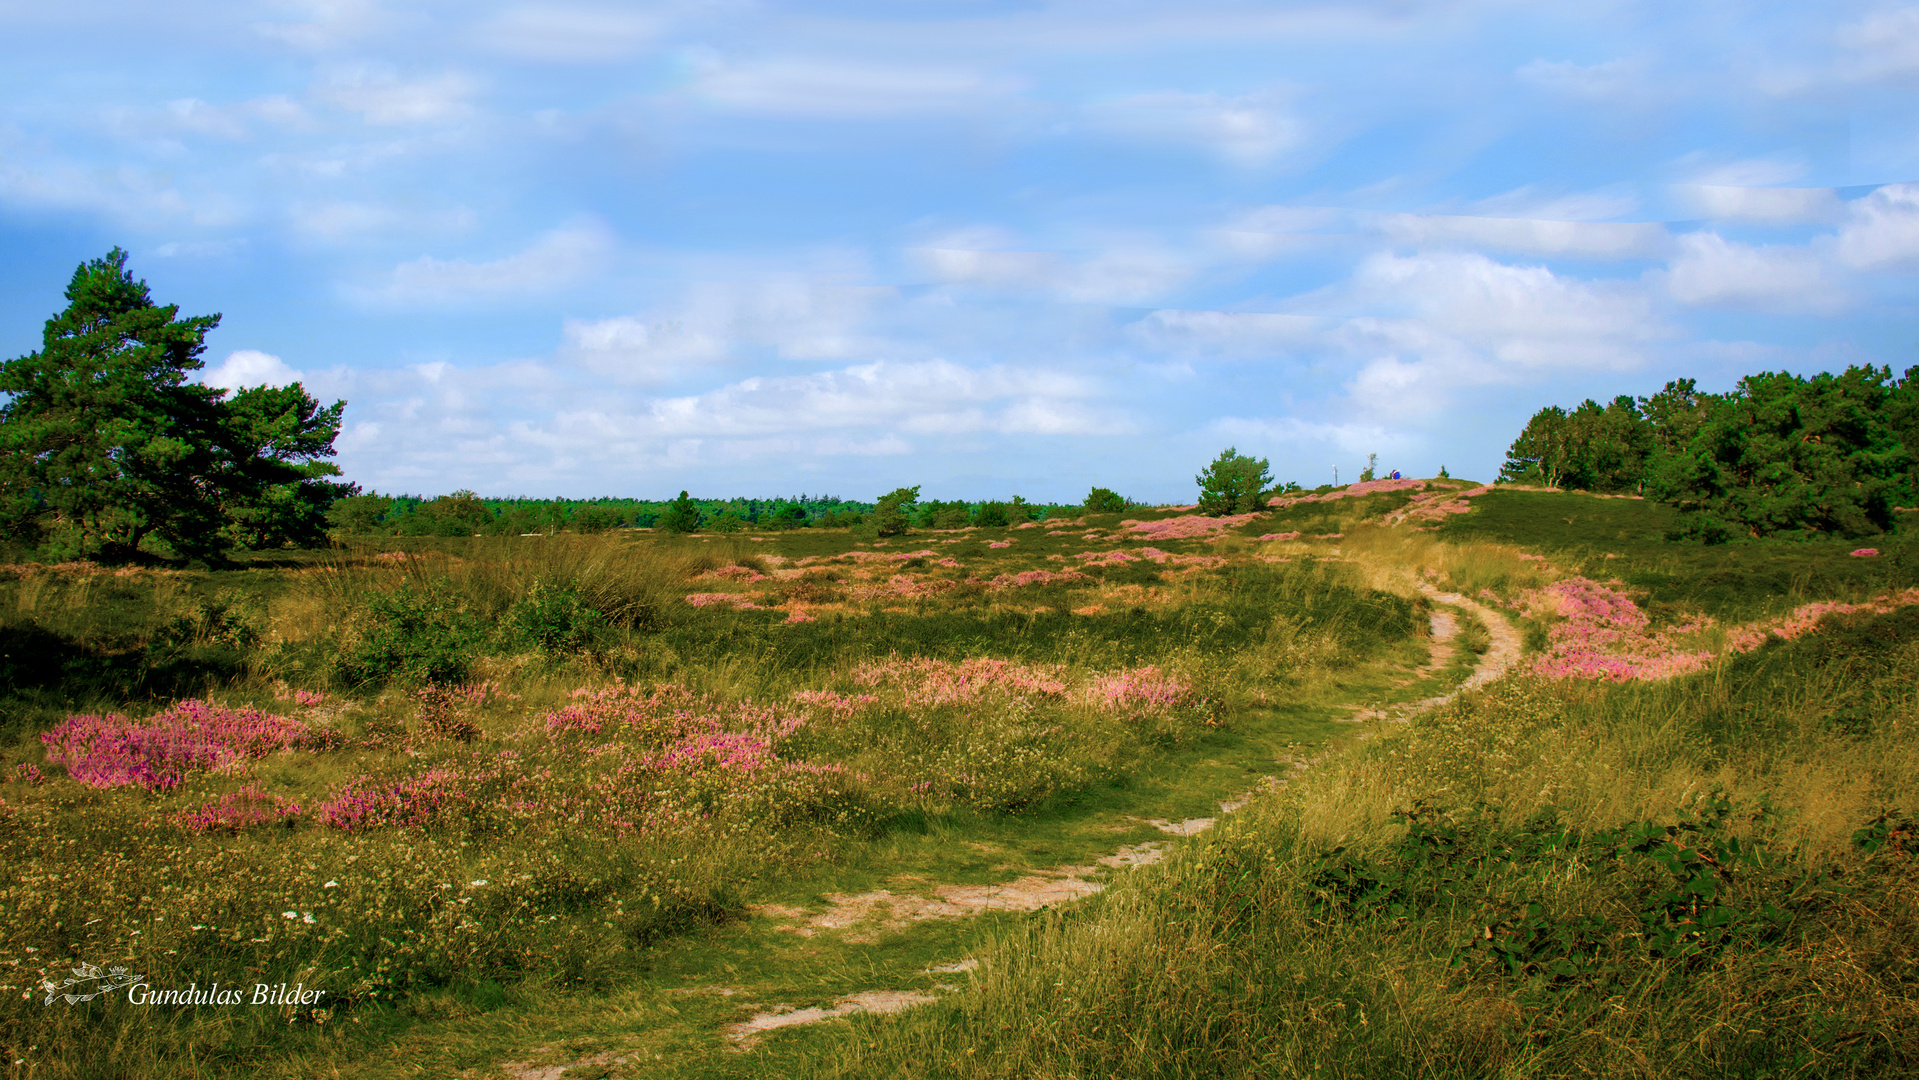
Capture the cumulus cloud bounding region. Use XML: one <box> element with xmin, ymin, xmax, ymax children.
<box><xmin>1084</xmin><ymin>90</ymin><xmax>1303</xmax><ymax>167</ymax></box>
<box><xmin>202</xmin><ymin>349</ymin><xmax>305</xmax><ymax>392</ymax></box>
<box><xmin>1835</xmin><ymin>183</ymin><xmax>1919</xmax><ymax>270</ymax></box>
<box><xmin>362</xmin><ymin>221</ymin><xmax>612</xmax><ymax>305</ymax></box>
<box><xmin>1659</xmin><ymin>231</ymin><xmax>1844</xmax><ymax>311</ymax></box>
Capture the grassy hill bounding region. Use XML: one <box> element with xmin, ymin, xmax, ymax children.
<box><xmin>1</xmin><ymin>487</ymin><xmax>1914</xmax><ymax>1079</ymax></box>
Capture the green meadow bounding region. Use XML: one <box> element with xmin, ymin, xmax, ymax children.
<box><xmin>2</xmin><ymin>486</ymin><xmax>1915</xmax><ymax>1079</ymax></box>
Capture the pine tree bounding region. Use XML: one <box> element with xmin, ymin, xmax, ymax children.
<box><xmin>1195</xmin><ymin>448</ymin><xmax>1273</xmax><ymax>516</ymax></box>
<box><xmin>659</xmin><ymin>490</ymin><xmax>702</xmax><ymax>533</ymax></box>
<box><xmin>0</xmin><ymin>249</ymin><xmax>228</xmax><ymax>558</ymax></box>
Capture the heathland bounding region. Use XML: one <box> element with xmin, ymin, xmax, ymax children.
<box><xmin>2</xmin><ymin>480</ymin><xmax>1916</xmax><ymax>1080</ymax></box>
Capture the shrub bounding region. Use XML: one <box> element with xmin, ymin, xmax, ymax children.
<box><xmin>337</xmin><ymin>582</ymin><xmax>488</xmax><ymax>686</ymax></box>
<box><xmin>504</xmin><ymin>582</ymin><xmax>610</xmax><ymax>655</ymax></box>
<box><xmin>870</xmin><ymin>485</ymin><xmax>920</xmax><ymax>537</ymax></box>
<box><xmin>1084</xmin><ymin>487</ymin><xmax>1129</xmax><ymax>513</ymax></box>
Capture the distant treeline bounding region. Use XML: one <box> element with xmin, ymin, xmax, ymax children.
<box><xmin>325</xmin><ymin>489</ymin><xmax>1113</xmax><ymax>537</ymax></box>
<box><xmin>1501</xmin><ymin>365</ymin><xmax>1919</xmax><ymax>541</ymax></box>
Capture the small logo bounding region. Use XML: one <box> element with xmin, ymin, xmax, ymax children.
<box><xmin>42</xmin><ymin>962</ymin><xmax>144</xmax><ymax>1005</ymax></box>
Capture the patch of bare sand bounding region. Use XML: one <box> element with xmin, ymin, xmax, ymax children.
<box><xmin>725</xmin><ymin>990</ymin><xmax>938</xmax><ymax>1046</ymax></box>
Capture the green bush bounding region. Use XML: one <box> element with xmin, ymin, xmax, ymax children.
<box><xmin>337</xmin><ymin>582</ymin><xmax>488</xmax><ymax>685</ymax></box>
<box><xmin>504</xmin><ymin>583</ymin><xmax>610</xmax><ymax>655</ymax></box>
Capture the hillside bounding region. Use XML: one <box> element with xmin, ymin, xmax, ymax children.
<box><xmin>1</xmin><ymin>483</ymin><xmax>1914</xmax><ymax>1079</ymax></box>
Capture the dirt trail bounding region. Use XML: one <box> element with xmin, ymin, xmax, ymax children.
<box><xmin>503</xmin><ymin>580</ymin><xmax>1532</xmax><ymax>1065</ymax></box>
<box><xmin>1346</xmin><ymin>583</ymin><xmax>1523</xmax><ymax>723</ymax></box>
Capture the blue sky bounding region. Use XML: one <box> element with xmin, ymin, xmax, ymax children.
<box><xmin>3</xmin><ymin>1</ymin><xmax>1917</xmax><ymax>503</ymax></box>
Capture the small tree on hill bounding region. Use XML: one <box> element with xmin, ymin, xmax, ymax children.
<box><xmin>659</xmin><ymin>491</ymin><xmax>702</xmax><ymax>533</ymax></box>
<box><xmin>869</xmin><ymin>486</ymin><xmax>920</xmax><ymax>537</ymax></box>
<box><xmin>1195</xmin><ymin>447</ymin><xmax>1273</xmax><ymax>516</ymax></box>
<box><xmin>1083</xmin><ymin>486</ymin><xmax>1128</xmax><ymax>513</ymax></box>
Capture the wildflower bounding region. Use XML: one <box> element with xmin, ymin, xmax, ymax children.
<box><xmin>323</xmin><ymin>881</ymin><xmax>338</xmax><ymax>889</ymax></box>
<box><xmin>470</xmin><ymin>880</ymin><xmax>488</xmax><ymax>887</ymax></box>
<box><xmin>282</xmin><ymin>911</ymin><xmax>298</xmax><ymax>920</ymax></box>
<box><xmin>302</xmin><ymin>913</ymin><xmax>316</xmax><ymax>924</ymax></box>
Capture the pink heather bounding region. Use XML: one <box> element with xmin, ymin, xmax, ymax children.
<box><xmin>1851</xmin><ymin>548</ymin><xmax>1880</xmax><ymax>558</ymax></box>
<box><xmin>42</xmin><ymin>700</ymin><xmax>323</xmax><ymax>791</ymax></box>
<box><xmin>988</xmin><ymin>540</ymin><xmax>1014</xmax><ymax>548</ymax></box>
<box><xmin>1085</xmin><ymin>666</ymin><xmax>1192</xmax><ymax>710</ymax></box>
<box><xmin>854</xmin><ymin>656</ymin><xmax>1069</xmax><ymax>704</ymax></box>
<box><xmin>1124</xmin><ymin>512</ymin><xmax>1260</xmax><ymax>540</ymax></box>
<box><xmin>685</xmin><ymin>592</ymin><xmax>763</xmax><ymax>609</ymax></box>
<box><xmin>173</xmin><ymin>785</ymin><xmax>301</xmax><ymax>833</ymax></box>
<box><xmin>1268</xmin><ymin>477</ymin><xmax>1426</xmax><ymax>509</ymax></box>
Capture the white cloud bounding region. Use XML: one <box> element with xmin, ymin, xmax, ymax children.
<box><xmin>474</xmin><ymin>6</ymin><xmax>660</xmax><ymax>62</ymax></box>
<box><xmin>1373</xmin><ymin>213</ymin><xmax>1669</xmax><ymax>258</ymax></box>
<box><xmin>685</xmin><ymin>54</ymin><xmax>1020</xmax><ymax>117</ymax></box>
<box><xmin>363</xmin><ymin>222</ymin><xmax>612</xmax><ymax>305</ymax></box>
<box><xmin>1515</xmin><ymin>57</ymin><xmax>1647</xmax><ymax>102</ymax></box>
<box><xmin>1659</xmin><ymin>232</ymin><xmax>1844</xmax><ymax>311</ymax></box>
<box><xmin>202</xmin><ymin>349</ymin><xmax>305</xmax><ymax>392</ymax></box>
<box><xmin>1838</xmin><ymin>7</ymin><xmax>1919</xmax><ymax>81</ymax></box>
<box><xmin>1341</xmin><ymin>251</ymin><xmax>1663</xmax><ymax>357</ymax></box>
<box><xmin>647</xmin><ymin>359</ymin><xmax>1122</xmax><ymax>438</ymax></box>
<box><xmin>909</xmin><ymin>231</ymin><xmax>1192</xmax><ymax>306</ymax></box>
<box><xmin>1835</xmin><ymin>182</ymin><xmax>1919</xmax><ymax>270</ymax></box>
<box><xmin>1126</xmin><ymin>310</ymin><xmax>1330</xmax><ymax>356</ymax></box>
<box><xmin>1084</xmin><ymin>90</ymin><xmax>1302</xmax><ymax>168</ymax></box>
<box><xmin>319</xmin><ymin>68</ymin><xmax>476</xmax><ymax>125</ymax></box>
<box><xmin>1674</xmin><ymin>185</ymin><xmax>1844</xmax><ymax>225</ymax></box>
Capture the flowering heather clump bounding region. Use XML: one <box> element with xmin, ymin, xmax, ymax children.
<box><xmin>1852</xmin><ymin>548</ymin><xmax>1880</xmax><ymax>557</ymax></box>
<box><xmin>1267</xmin><ymin>477</ymin><xmax>1426</xmax><ymax>509</ymax></box>
<box><xmin>937</xmin><ymin>557</ymin><xmax>961</xmax><ymax>568</ymax></box>
<box><xmin>1257</xmin><ymin>532</ymin><xmax>1302</xmax><ymax>541</ymax></box>
<box><xmin>293</xmin><ymin>689</ymin><xmax>326</xmax><ymax>707</ymax></box>
<box><xmin>699</xmin><ymin>565</ymin><xmax>771</xmax><ymax>582</ymax></box>
<box><xmin>854</xmin><ymin>656</ymin><xmax>1068</xmax><ymax>704</ymax></box>
<box><xmin>649</xmin><ymin>731</ymin><xmax>776</xmax><ymax>773</ymax></box>
<box><xmin>15</xmin><ymin>763</ymin><xmax>42</xmax><ymax>786</ymax></box>
<box><xmin>889</xmin><ymin>549</ymin><xmax>939</xmax><ymax>562</ymax></box>
<box><xmin>1124</xmin><ymin>512</ymin><xmax>1260</xmax><ymax>540</ymax></box>
<box><xmin>1723</xmin><ymin>588</ymin><xmax>1919</xmax><ymax>651</ymax></box>
<box><xmin>173</xmin><ymin>785</ymin><xmax>301</xmax><ymax>833</ymax></box>
<box><xmin>42</xmin><ymin>700</ymin><xmax>326</xmax><ymax>791</ymax></box>
<box><xmin>977</xmin><ymin>569</ymin><xmax>1091</xmax><ymax>590</ymax></box>
<box><xmin>1527</xmin><ymin>578</ymin><xmax>1715</xmax><ymax>681</ymax></box>
<box><xmin>685</xmin><ymin>592</ymin><xmax>763</xmax><ymax>609</ymax></box>
<box><xmin>988</xmin><ymin>540</ymin><xmax>1014</xmax><ymax>549</ymax></box>
<box><xmin>790</xmin><ymin>689</ymin><xmax>878</xmax><ymax>719</ymax></box>
<box><xmin>544</xmin><ymin>682</ymin><xmax>805</xmax><ymax>751</ymax></box>
<box><xmin>1085</xmin><ymin>666</ymin><xmax>1191</xmax><ymax>711</ymax></box>
<box><xmin>316</xmin><ymin>767</ymin><xmax>469</xmax><ymax>831</ymax></box>
<box><xmin>784</xmin><ymin>608</ymin><xmax>818</xmax><ymax>623</ymax></box>
<box><xmin>1077</xmin><ymin>550</ymin><xmax>1140</xmax><ymax>564</ymax></box>
<box><xmin>1381</xmin><ymin>485</ymin><xmax>1493</xmax><ymax>525</ymax></box>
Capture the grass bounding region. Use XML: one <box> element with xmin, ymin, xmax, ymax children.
<box><xmin>2</xmin><ymin>487</ymin><xmax>1915</xmax><ymax>1079</ymax></box>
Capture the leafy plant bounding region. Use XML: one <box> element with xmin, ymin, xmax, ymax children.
<box><xmin>503</xmin><ymin>582</ymin><xmax>609</xmax><ymax>655</ymax></box>
<box><xmin>337</xmin><ymin>582</ymin><xmax>488</xmax><ymax>685</ymax></box>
